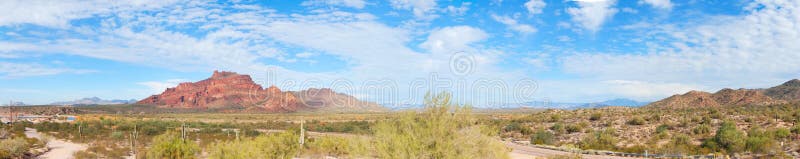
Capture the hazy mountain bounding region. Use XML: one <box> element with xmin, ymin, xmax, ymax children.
<box><xmin>581</xmin><ymin>98</ymin><xmax>650</xmax><ymax>107</ymax></box>
<box><xmin>51</xmin><ymin>97</ymin><xmax>137</xmax><ymax>106</ymax></box>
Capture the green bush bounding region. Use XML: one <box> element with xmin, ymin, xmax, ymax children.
<box><xmin>773</xmin><ymin>128</ymin><xmax>791</xmax><ymax>139</ymax></box>
<box><xmin>655</xmin><ymin>124</ymin><xmax>670</xmax><ymax>134</ymax></box>
<box><xmin>693</xmin><ymin>124</ymin><xmax>711</xmax><ymax>135</ymax></box>
<box><xmin>503</xmin><ymin>122</ymin><xmax>533</xmax><ymax>135</ymax></box>
<box><xmin>565</xmin><ymin>124</ymin><xmax>582</xmax><ymax>134</ymax></box>
<box><xmin>626</xmin><ymin>116</ymin><xmax>646</xmax><ymax>125</ymax></box>
<box><xmin>745</xmin><ymin>127</ymin><xmax>776</xmax><ymax>154</ymax></box>
<box><xmin>372</xmin><ymin>92</ymin><xmax>509</xmax><ymax>159</ymax></box>
<box><xmin>702</xmin><ymin>121</ymin><xmax>745</xmax><ymax>154</ymax></box>
<box><xmin>550</xmin><ymin>123</ymin><xmax>565</xmax><ymax>134</ymax></box>
<box><xmin>306</xmin><ymin>136</ymin><xmax>369</xmax><ymax>157</ymax></box>
<box><xmin>207</xmin><ymin>130</ymin><xmax>300</xmax><ymax>159</ymax></box>
<box><xmin>530</xmin><ymin>129</ymin><xmax>555</xmax><ymax>145</ymax></box>
<box><xmin>146</xmin><ymin>131</ymin><xmax>200</xmax><ymax>159</ymax></box>
<box><xmin>579</xmin><ymin>128</ymin><xmax>617</xmax><ymax>150</ymax></box>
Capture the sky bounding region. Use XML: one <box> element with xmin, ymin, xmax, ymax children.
<box><xmin>1</xmin><ymin>0</ymin><xmax>799</xmax><ymax>107</ymax></box>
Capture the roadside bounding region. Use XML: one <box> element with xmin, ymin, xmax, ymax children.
<box><xmin>24</xmin><ymin>128</ymin><xmax>88</xmax><ymax>159</ymax></box>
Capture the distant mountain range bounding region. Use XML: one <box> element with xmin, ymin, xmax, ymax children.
<box><xmin>50</xmin><ymin>97</ymin><xmax>137</xmax><ymax>106</ymax></box>
<box><xmin>383</xmin><ymin>98</ymin><xmax>650</xmax><ymax>110</ymax></box>
<box><xmin>646</xmin><ymin>79</ymin><xmax>800</xmax><ymax>108</ymax></box>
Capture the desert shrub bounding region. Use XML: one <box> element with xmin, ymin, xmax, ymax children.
<box><xmin>550</xmin><ymin>123</ymin><xmax>565</xmax><ymax>134</ymax></box>
<box><xmin>146</xmin><ymin>131</ymin><xmax>200</xmax><ymax>159</ymax></box>
<box><xmin>626</xmin><ymin>116</ymin><xmax>646</xmax><ymax>125</ymax></box>
<box><xmin>372</xmin><ymin>92</ymin><xmax>509</xmax><ymax>159</ymax></box>
<box><xmin>693</xmin><ymin>124</ymin><xmax>711</xmax><ymax>135</ymax></box>
<box><xmin>0</xmin><ymin>137</ymin><xmax>30</xmax><ymax>158</ymax></box>
<box><xmin>655</xmin><ymin>124</ymin><xmax>670</xmax><ymax>134</ymax></box>
<box><xmin>530</xmin><ymin>129</ymin><xmax>555</xmax><ymax>145</ymax></box>
<box><xmin>548</xmin><ymin>153</ymin><xmax>581</xmax><ymax>159</ymax></box>
<box><xmin>661</xmin><ymin>133</ymin><xmax>694</xmax><ymax>154</ymax></box>
<box><xmin>503</xmin><ymin>122</ymin><xmax>533</xmax><ymax>135</ymax></box>
<box><xmin>745</xmin><ymin>127</ymin><xmax>776</xmax><ymax>154</ymax></box>
<box><xmin>550</xmin><ymin>114</ymin><xmax>562</xmax><ymax>122</ymax></box>
<box><xmin>791</xmin><ymin>124</ymin><xmax>800</xmax><ymax>134</ymax></box>
<box><xmin>207</xmin><ymin>130</ymin><xmax>300</xmax><ymax>159</ymax></box>
<box><xmin>565</xmin><ymin>124</ymin><xmax>582</xmax><ymax>134</ymax></box>
<box><xmin>589</xmin><ymin>113</ymin><xmax>602</xmax><ymax>121</ymax></box>
<box><xmin>579</xmin><ymin>128</ymin><xmax>617</xmax><ymax>150</ymax></box>
<box><xmin>306</xmin><ymin>136</ymin><xmax>370</xmax><ymax>157</ymax></box>
<box><xmin>702</xmin><ymin>121</ymin><xmax>745</xmax><ymax>154</ymax></box>
<box><xmin>110</xmin><ymin>131</ymin><xmax>124</xmax><ymax>139</ymax></box>
<box><xmin>773</xmin><ymin>128</ymin><xmax>791</xmax><ymax>139</ymax></box>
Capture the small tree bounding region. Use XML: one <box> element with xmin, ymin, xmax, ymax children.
<box><xmin>530</xmin><ymin>129</ymin><xmax>555</xmax><ymax>145</ymax></box>
<box><xmin>702</xmin><ymin>121</ymin><xmax>745</xmax><ymax>154</ymax></box>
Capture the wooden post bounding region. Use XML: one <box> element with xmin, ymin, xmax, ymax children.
<box><xmin>182</xmin><ymin>122</ymin><xmax>186</xmax><ymax>142</ymax></box>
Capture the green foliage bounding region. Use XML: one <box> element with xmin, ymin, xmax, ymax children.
<box><xmin>0</xmin><ymin>137</ymin><xmax>31</xmax><ymax>159</ymax></box>
<box><xmin>661</xmin><ymin>133</ymin><xmax>694</xmax><ymax>154</ymax></box>
<box><xmin>550</xmin><ymin>114</ymin><xmax>562</xmax><ymax>122</ymax></box>
<box><xmin>550</xmin><ymin>123</ymin><xmax>565</xmax><ymax>134</ymax></box>
<box><xmin>565</xmin><ymin>124</ymin><xmax>582</xmax><ymax>134</ymax></box>
<box><xmin>372</xmin><ymin>92</ymin><xmax>509</xmax><ymax>159</ymax></box>
<box><xmin>693</xmin><ymin>124</ymin><xmax>711</xmax><ymax>135</ymax></box>
<box><xmin>626</xmin><ymin>116</ymin><xmax>646</xmax><ymax>125</ymax></box>
<box><xmin>655</xmin><ymin>124</ymin><xmax>670</xmax><ymax>134</ymax></box>
<box><xmin>702</xmin><ymin>121</ymin><xmax>745</xmax><ymax>154</ymax></box>
<box><xmin>207</xmin><ymin>130</ymin><xmax>300</xmax><ymax>159</ymax></box>
<box><xmin>530</xmin><ymin>129</ymin><xmax>555</xmax><ymax>145</ymax></box>
<box><xmin>773</xmin><ymin>128</ymin><xmax>791</xmax><ymax>139</ymax></box>
<box><xmin>503</xmin><ymin>122</ymin><xmax>533</xmax><ymax>135</ymax></box>
<box><xmin>306</xmin><ymin>136</ymin><xmax>370</xmax><ymax>158</ymax></box>
<box><xmin>579</xmin><ymin>128</ymin><xmax>617</xmax><ymax>150</ymax></box>
<box><xmin>146</xmin><ymin>131</ymin><xmax>200</xmax><ymax>159</ymax></box>
<box><xmin>791</xmin><ymin>124</ymin><xmax>800</xmax><ymax>134</ymax></box>
<box><xmin>745</xmin><ymin>127</ymin><xmax>776</xmax><ymax>154</ymax></box>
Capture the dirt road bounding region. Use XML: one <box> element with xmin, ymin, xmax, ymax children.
<box><xmin>25</xmin><ymin>128</ymin><xmax>88</xmax><ymax>159</ymax></box>
<box><xmin>504</xmin><ymin>141</ymin><xmax>643</xmax><ymax>159</ymax></box>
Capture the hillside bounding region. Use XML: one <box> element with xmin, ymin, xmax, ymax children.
<box><xmin>646</xmin><ymin>79</ymin><xmax>800</xmax><ymax>108</ymax></box>
<box><xmin>137</xmin><ymin>70</ymin><xmax>385</xmax><ymax>112</ymax></box>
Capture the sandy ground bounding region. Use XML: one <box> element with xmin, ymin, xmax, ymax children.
<box><xmin>25</xmin><ymin>128</ymin><xmax>88</xmax><ymax>159</ymax></box>
<box><xmin>504</xmin><ymin>141</ymin><xmax>643</xmax><ymax>159</ymax></box>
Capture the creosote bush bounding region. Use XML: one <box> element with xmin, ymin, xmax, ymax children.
<box><xmin>372</xmin><ymin>92</ymin><xmax>509</xmax><ymax>159</ymax></box>
<box><xmin>146</xmin><ymin>131</ymin><xmax>200</xmax><ymax>159</ymax></box>
<box><xmin>206</xmin><ymin>130</ymin><xmax>300</xmax><ymax>159</ymax></box>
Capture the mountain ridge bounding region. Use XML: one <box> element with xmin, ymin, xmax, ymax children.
<box><xmin>646</xmin><ymin>79</ymin><xmax>800</xmax><ymax>108</ymax></box>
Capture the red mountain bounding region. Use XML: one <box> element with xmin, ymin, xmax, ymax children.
<box><xmin>646</xmin><ymin>79</ymin><xmax>800</xmax><ymax>108</ymax></box>
<box><xmin>137</xmin><ymin>71</ymin><xmax>384</xmax><ymax>112</ymax></box>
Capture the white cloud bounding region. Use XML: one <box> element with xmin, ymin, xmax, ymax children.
<box><xmin>0</xmin><ymin>0</ymin><xmax>179</xmax><ymax>28</ymax></box>
<box><xmin>524</xmin><ymin>0</ymin><xmax>546</xmax><ymax>15</ymax></box>
<box><xmin>301</xmin><ymin>0</ymin><xmax>367</xmax><ymax>9</ymax></box>
<box><xmin>0</xmin><ymin>62</ymin><xmax>93</xmax><ymax>78</ymax></box>
<box><xmin>445</xmin><ymin>2</ymin><xmax>470</xmax><ymax>16</ymax></box>
<box><xmin>604</xmin><ymin>80</ymin><xmax>700</xmax><ymax>100</ymax></box>
<box><xmin>566</xmin><ymin>0</ymin><xmax>618</xmax><ymax>32</ymax></box>
<box><xmin>562</xmin><ymin>0</ymin><xmax>800</xmax><ymax>93</ymax></box>
<box><xmin>138</xmin><ymin>79</ymin><xmax>188</xmax><ymax>95</ymax></box>
<box><xmin>640</xmin><ymin>0</ymin><xmax>673</xmax><ymax>10</ymax></box>
<box><xmin>295</xmin><ymin>52</ymin><xmax>315</xmax><ymax>58</ymax></box>
<box><xmin>389</xmin><ymin>0</ymin><xmax>438</xmax><ymax>19</ymax></box>
<box><xmin>419</xmin><ymin>26</ymin><xmax>488</xmax><ymax>54</ymax></box>
<box><xmin>491</xmin><ymin>14</ymin><xmax>537</xmax><ymax>34</ymax></box>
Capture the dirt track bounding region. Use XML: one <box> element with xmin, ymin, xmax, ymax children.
<box><xmin>25</xmin><ymin>128</ymin><xmax>88</xmax><ymax>159</ymax></box>
<box><xmin>504</xmin><ymin>141</ymin><xmax>643</xmax><ymax>159</ymax></box>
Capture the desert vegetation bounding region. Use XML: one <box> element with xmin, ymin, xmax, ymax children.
<box><xmin>499</xmin><ymin>104</ymin><xmax>800</xmax><ymax>157</ymax></box>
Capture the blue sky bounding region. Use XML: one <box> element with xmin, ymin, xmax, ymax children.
<box><xmin>1</xmin><ymin>0</ymin><xmax>799</xmax><ymax>106</ymax></box>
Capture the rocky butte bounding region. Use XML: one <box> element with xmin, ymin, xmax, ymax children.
<box><xmin>646</xmin><ymin>79</ymin><xmax>800</xmax><ymax>108</ymax></box>
<box><xmin>137</xmin><ymin>71</ymin><xmax>385</xmax><ymax>112</ymax></box>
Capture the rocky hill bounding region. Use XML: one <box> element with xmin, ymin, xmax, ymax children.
<box><xmin>137</xmin><ymin>71</ymin><xmax>385</xmax><ymax>112</ymax></box>
<box><xmin>764</xmin><ymin>79</ymin><xmax>800</xmax><ymax>101</ymax></box>
<box><xmin>647</xmin><ymin>79</ymin><xmax>800</xmax><ymax>108</ymax></box>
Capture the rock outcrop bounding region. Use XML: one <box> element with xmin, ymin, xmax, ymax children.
<box><xmin>137</xmin><ymin>70</ymin><xmax>384</xmax><ymax>112</ymax></box>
